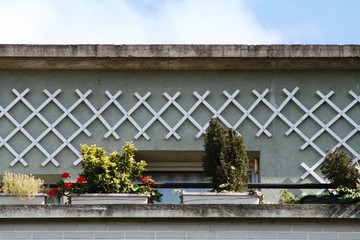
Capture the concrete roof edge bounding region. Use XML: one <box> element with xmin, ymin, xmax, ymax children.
<box><xmin>0</xmin><ymin>44</ymin><xmax>360</xmax><ymax>58</ymax></box>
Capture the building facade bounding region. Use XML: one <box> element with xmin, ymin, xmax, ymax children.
<box><xmin>0</xmin><ymin>45</ymin><xmax>359</xmax><ymax>202</ymax></box>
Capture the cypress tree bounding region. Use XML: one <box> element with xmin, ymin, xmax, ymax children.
<box><xmin>202</xmin><ymin>118</ymin><xmax>249</xmax><ymax>192</ymax></box>
<box><xmin>223</xmin><ymin>129</ymin><xmax>249</xmax><ymax>192</ymax></box>
<box><xmin>202</xmin><ymin>118</ymin><xmax>227</xmax><ymax>191</ymax></box>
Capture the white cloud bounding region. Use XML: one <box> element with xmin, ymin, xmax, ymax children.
<box><xmin>0</xmin><ymin>0</ymin><xmax>283</xmax><ymax>44</ymax></box>
<box><xmin>160</xmin><ymin>0</ymin><xmax>283</xmax><ymax>44</ymax></box>
<box><xmin>0</xmin><ymin>1</ymin><xmax>54</xmax><ymax>43</ymax></box>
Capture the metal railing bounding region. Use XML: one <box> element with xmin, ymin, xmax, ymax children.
<box><xmin>46</xmin><ymin>182</ymin><xmax>334</xmax><ymax>190</ymax></box>
<box><xmin>152</xmin><ymin>183</ymin><xmax>334</xmax><ymax>189</ymax></box>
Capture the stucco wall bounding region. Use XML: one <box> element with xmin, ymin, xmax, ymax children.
<box><xmin>0</xmin><ymin>69</ymin><xmax>359</xmax><ymax>185</ymax></box>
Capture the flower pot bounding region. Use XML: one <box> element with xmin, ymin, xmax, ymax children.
<box><xmin>0</xmin><ymin>193</ymin><xmax>47</xmax><ymax>204</ymax></box>
<box><xmin>64</xmin><ymin>193</ymin><xmax>149</xmax><ymax>204</ymax></box>
<box><xmin>181</xmin><ymin>192</ymin><xmax>260</xmax><ymax>204</ymax></box>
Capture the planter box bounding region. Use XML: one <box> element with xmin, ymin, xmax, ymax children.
<box><xmin>66</xmin><ymin>193</ymin><xmax>149</xmax><ymax>204</ymax></box>
<box><xmin>181</xmin><ymin>192</ymin><xmax>260</xmax><ymax>204</ymax></box>
<box><xmin>0</xmin><ymin>193</ymin><xmax>47</xmax><ymax>205</ymax></box>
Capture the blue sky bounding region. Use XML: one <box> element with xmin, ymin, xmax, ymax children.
<box><xmin>0</xmin><ymin>0</ymin><xmax>359</xmax><ymax>44</ymax></box>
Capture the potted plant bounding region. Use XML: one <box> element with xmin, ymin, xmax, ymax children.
<box><xmin>181</xmin><ymin>118</ymin><xmax>260</xmax><ymax>204</ymax></box>
<box><xmin>0</xmin><ymin>172</ymin><xmax>46</xmax><ymax>204</ymax></box>
<box><xmin>299</xmin><ymin>150</ymin><xmax>360</xmax><ymax>204</ymax></box>
<box><xmin>47</xmin><ymin>172</ymin><xmax>87</xmax><ymax>204</ymax></box>
<box><xmin>48</xmin><ymin>141</ymin><xmax>161</xmax><ymax>204</ymax></box>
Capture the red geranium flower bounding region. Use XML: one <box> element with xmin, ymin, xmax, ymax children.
<box><xmin>64</xmin><ymin>182</ymin><xmax>72</xmax><ymax>189</ymax></box>
<box><xmin>61</xmin><ymin>172</ymin><xmax>71</xmax><ymax>179</ymax></box>
<box><xmin>141</xmin><ymin>176</ymin><xmax>148</xmax><ymax>184</ymax></box>
<box><xmin>141</xmin><ymin>176</ymin><xmax>155</xmax><ymax>186</ymax></box>
<box><xmin>76</xmin><ymin>176</ymin><xmax>86</xmax><ymax>183</ymax></box>
<box><xmin>48</xmin><ymin>188</ymin><xmax>58</xmax><ymax>196</ymax></box>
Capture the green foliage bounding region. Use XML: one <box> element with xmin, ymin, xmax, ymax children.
<box><xmin>80</xmin><ymin>142</ymin><xmax>146</xmax><ymax>193</ymax></box>
<box><xmin>202</xmin><ymin>118</ymin><xmax>226</xmax><ymax>181</ymax></box>
<box><xmin>321</xmin><ymin>150</ymin><xmax>360</xmax><ymax>189</ymax></box>
<box><xmin>298</xmin><ymin>187</ymin><xmax>360</xmax><ymax>203</ymax></box>
<box><xmin>202</xmin><ymin>118</ymin><xmax>249</xmax><ymax>192</ymax></box>
<box><xmin>79</xmin><ymin>142</ymin><xmax>161</xmax><ymax>203</ymax></box>
<box><xmin>338</xmin><ymin>186</ymin><xmax>360</xmax><ymax>201</ymax></box>
<box><xmin>278</xmin><ymin>189</ymin><xmax>299</xmax><ymax>204</ymax></box>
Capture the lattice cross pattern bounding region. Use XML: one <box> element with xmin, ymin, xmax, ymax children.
<box><xmin>0</xmin><ymin>87</ymin><xmax>358</xmax><ymax>183</ymax></box>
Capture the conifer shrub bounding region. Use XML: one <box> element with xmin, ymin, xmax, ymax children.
<box><xmin>321</xmin><ymin>150</ymin><xmax>360</xmax><ymax>189</ymax></box>
<box><xmin>202</xmin><ymin>118</ymin><xmax>249</xmax><ymax>192</ymax></box>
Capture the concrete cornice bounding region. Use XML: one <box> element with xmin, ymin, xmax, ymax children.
<box><xmin>0</xmin><ymin>44</ymin><xmax>359</xmax><ymax>70</ymax></box>
<box><xmin>0</xmin><ymin>204</ymin><xmax>359</xmax><ymax>222</ymax></box>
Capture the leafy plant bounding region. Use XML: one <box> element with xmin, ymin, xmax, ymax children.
<box><xmin>338</xmin><ymin>186</ymin><xmax>360</xmax><ymax>201</ymax></box>
<box><xmin>2</xmin><ymin>172</ymin><xmax>44</xmax><ymax>200</ymax></box>
<box><xmin>202</xmin><ymin>118</ymin><xmax>249</xmax><ymax>192</ymax></box>
<box><xmin>278</xmin><ymin>189</ymin><xmax>299</xmax><ymax>204</ymax></box>
<box><xmin>321</xmin><ymin>150</ymin><xmax>360</xmax><ymax>189</ymax></box>
<box><xmin>48</xmin><ymin>172</ymin><xmax>87</xmax><ymax>200</ymax></box>
<box><xmin>48</xmin><ymin>142</ymin><xmax>162</xmax><ymax>203</ymax></box>
<box><xmin>49</xmin><ymin>141</ymin><xmax>162</xmax><ymax>203</ymax></box>
<box><xmin>80</xmin><ymin>142</ymin><xmax>147</xmax><ymax>193</ymax></box>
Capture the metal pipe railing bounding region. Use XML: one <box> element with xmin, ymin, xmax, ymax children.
<box><xmin>152</xmin><ymin>183</ymin><xmax>334</xmax><ymax>189</ymax></box>
<box><xmin>45</xmin><ymin>182</ymin><xmax>334</xmax><ymax>190</ymax></box>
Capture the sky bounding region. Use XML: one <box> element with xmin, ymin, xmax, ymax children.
<box><xmin>0</xmin><ymin>0</ymin><xmax>359</xmax><ymax>45</ymax></box>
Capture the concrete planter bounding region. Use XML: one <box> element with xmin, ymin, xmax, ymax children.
<box><xmin>181</xmin><ymin>192</ymin><xmax>260</xmax><ymax>204</ymax></box>
<box><xmin>66</xmin><ymin>193</ymin><xmax>149</xmax><ymax>204</ymax></box>
<box><xmin>0</xmin><ymin>193</ymin><xmax>47</xmax><ymax>205</ymax></box>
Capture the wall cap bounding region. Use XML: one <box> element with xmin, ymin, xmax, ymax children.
<box><xmin>0</xmin><ymin>204</ymin><xmax>358</xmax><ymax>222</ymax></box>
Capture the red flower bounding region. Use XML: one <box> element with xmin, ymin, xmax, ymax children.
<box><xmin>76</xmin><ymin>176</ymin><xmax>86</xmax><ymax>183</ymax></box>
<box><xmin>61</xmin><ymin>172</ymin><xmax>71</xmax><ymax>179</ymax></box>
<box><xmin>141</xmin><ymin>176</ymin><xmax>148</xmax><ymax>184</ymax></box>
<box><xmin>48</xmin><ymin>188</ymin><xmax>58</xmax><ymax>196</ymax></box>
<box><xmin>141</xmin><ymin>176</ymin><xmax>155</xmax><ymax>186</ymax></box>
<box><xmin>64</xmin><ymin>182</ymin><xmax>72</xmax><ymax>190</ymax></box>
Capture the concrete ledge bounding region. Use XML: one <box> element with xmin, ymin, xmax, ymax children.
<box><xmin>0</xmin><ymin>204</ymin><xmax>359</xmax><ymax>222</ymax></box>
<box><xmin>0</xmin><ymin>44</ymin><xmax>359</xmax><ymax>70</ymax></box>
<box><xmin>1</xmin><ymin>45</ymin><xmax>360</xmax><ymax>58</ymax></box>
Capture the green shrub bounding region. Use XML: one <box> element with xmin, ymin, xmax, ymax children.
<box><xmin>202</xmin><ymin>118</ymin><xmax>249</xmax><ymax>192</ymax></box>
<box><xmin>79</xmin><ymin>142</ymin><xmax>161</xmax><ymax>203</ymax></box>
<box><xmin>81</xmin><ymin>142</ymin><xmax>147</xmax><ymax>193</ymax></box>
<box><xmin>278</xmin><ymin>189</ymin><xmax>299</xmax><ymax>204</ymax></box>
<box><xmin>321</xmin><ymin>150</ymin><xmax>360</xmax><ymax>189</ymax></box>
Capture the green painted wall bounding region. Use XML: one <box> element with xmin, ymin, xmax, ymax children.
<box><xmin>0</xmin><ymin>69</ymin><xmax>359</xmax><ymax>185</ymax></box>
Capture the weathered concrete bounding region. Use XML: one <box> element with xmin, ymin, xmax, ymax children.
<box><xmin>0</xmin><ymin>204</ymin><xmax>358</xmax><ymax>222</ymax></box>
<box><xmin>0</xmin><ymin>44</ymin><xmax>359</xmax><ymax>70</ymax></box>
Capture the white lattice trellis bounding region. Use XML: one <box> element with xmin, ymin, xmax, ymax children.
<box><xmin>256</xmin><ymin>88</ymin><xmax>360</xmax><ymax>183</ymax></box>
<box><xmin>0</xmin><ymin>87</ymin><xmax>358</xmax><ymax>183</ymax></box>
